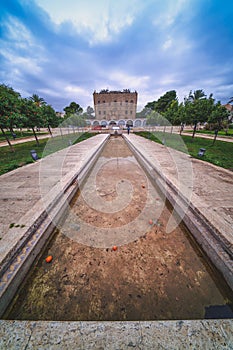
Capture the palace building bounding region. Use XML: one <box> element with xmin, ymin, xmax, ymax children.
<box><xmin>93</xmin><ymin>89</ymin><xmax>138</xmax><ymax>126</ymax></box>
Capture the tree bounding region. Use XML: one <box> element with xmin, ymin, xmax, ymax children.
<box><xmin>187</xmin><ymin>89</ymin><xmax>206</xmax><ymax>102</ymax></box>
<box><xmin>184</xmin><ymin>90</ymin><xmax>214</xmax><ymax>138</ymax></box>
<box><xmin>208</xmin><ymin>103</ymin><xmax>230</xmax><ymax>144</ymax></box>
<box><xmin>145</xmin><ymin>90</ymin><xmax>177</xmax><ymax>114</ymax></box>
<box><xmin>164</xmin><ymin>100</ymin><xmax>179</xmax><ymax>125</ymax></box>
<box><xmin>21</xmin><ymin>99</ymin><xmax>42</xmax><ymax>145</ymax></box>
<box><xmin>63</xmin><ymin>102</ymin><xmax>83</xmax><ymax>117</ymax></box>
<box><xmin>86</xmin><ymin>106</ymin><xmax>95</xmax><ymax>118</ymax></box>
<box><xmin>136</xmin><ymin>107</ymin><xmax>152</xmax><ymax>118</ymax></box>
<box><xmin>145</xmin><ymin>101</ymin><xmax>156</xmax><ymax>110</ymax></box>
<box><xmin>146</xmin><ymin>110</ymin><xmax>167</xmax><ymax>126</ymax></box>
<box><xmin>155</xmin><ymin>90</ymin><xmax>177</xmax><ymax>113</ymax></box>
<box><xmin>69</xmin><ymin>114</ymin><xmax>87</xmax><ymax>128</ymax></box>
<box><xmin>41</xmin><ymin>104</ymin><xmax>60</xmax><ymax>135</ymax></box>
<box><xmin>185</xmin><ymin>97</ymin><xmax>215</xmax><ymax>138</ymax></box>
<box><xmin>228</xmin><ymin>97</ymin><xmax>233</xmax><ymax>104</ymax></box>
<box><xmin>29</xmin><ymin>94</ymin><xmax>46</xmax><ymax>107</ymax></box>
<box><xmin>0</xmin><ymin>84</ymin><xmax>23</xmax><ymax>151</ymax></box>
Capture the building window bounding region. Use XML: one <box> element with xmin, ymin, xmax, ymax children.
<box><xmin>103</xmin><ymin>111</ymin><xmax>106</xmax><ymax>115</ymax></box>
<box><xmin>98</xmin><ymin>100</ymin><xmax>100</xmax><ymax>104</ymax></box>
<box><xmin>125</xmin><ymin>100</ymin><xmax>128</xmax><ymax>103</ymax></box>
<box><xmin>99</xmin><ymin>111</ymin><xmax>101</xmax><ymax>115</ymax></box>
<box><xmin>103</xmin><ymin>100</ymin><xmax>105</xmax><ymax>103</ymax></box>
<box><xmin>130</xmin><ymin>111</ymin><xmax>133</xmax><ymax>115</ymax></box>
<box><xmin>130</xmin><ymin>100</ymin><xmax>134</xmax><ymax>103</ymax></box>
<box><xmin>125</xmin><ymin>110</ymin><xmax>128</xmax><ymax>114</ymax></box>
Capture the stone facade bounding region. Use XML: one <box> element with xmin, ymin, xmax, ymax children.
<box><xmin>93</xmin><ymin>90</ymin><xmax>138</xmax><ymax>122</ymax></box>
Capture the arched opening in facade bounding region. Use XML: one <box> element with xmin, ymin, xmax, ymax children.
<box><xmin>118</xmin><ymin>120</ymin><xmax>126</xmax><ymax>127</ymax></box>
<box><xmin>100</xmin><ymin>120</ymin><xmax>107</xmax><ymax>127</ymax></box>
<box><xmin>109</xmin><ymin>120</ymin><xmax>117</xmax><ymax>126</ymax></box>
<box><xmin>126</xmin><ymin>120</ymin><xmax>133</xmax><ymax>127</ymax></box>
<box><xmin>134</xmin><ymin>119</ymin><xmax>142</xmax><ymax>127</ymax></box>
<box><xmin>93</xmin><ymin>120</ymin><xmax>100</xmax><ymax>126</ymax></box>
<box><xmin>142</xmin><ymin>119</ymin><xmax>147</xmax><ymax>127</ymax></box>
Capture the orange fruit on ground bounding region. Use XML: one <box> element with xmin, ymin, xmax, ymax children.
<box><xmin>149</xmin><ymin>219</ymin><xmax>153</xmax><ymax>225</ymax></box>
<box><xmin>112</xmin><ymin>246</ymin><xmax>118</xmax><ymax>251</ymax></box>
<box><xmin>45</xmin><ymin>255</ymin><xmax>53</xmax><ymax>263</ymax></box>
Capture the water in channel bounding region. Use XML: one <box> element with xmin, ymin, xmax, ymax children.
<box><xmin>5</xmin><ymin>137</ymin><xmax>233</xmax><ymax>321</ymax></box>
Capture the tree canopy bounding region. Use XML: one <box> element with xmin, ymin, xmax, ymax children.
<box><xmin>145</xmin><ymin>90</ymin><xmax>177</xmax><ymax>114</ymax></box>
<box><xmin>0</xmin><ymin>84</ymin><xmax>60</xmax><ymax>148</ymax></box>
<box><xmin>144</xmin><ymin>89</ymin><xmax>230</xmax><ymax>138</ymax></box>
<box><xmin>63</xmin><ymin>102</ymin><xmax>83</xmax><ymax>117</ymax></box>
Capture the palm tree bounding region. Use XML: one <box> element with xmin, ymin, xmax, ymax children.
<box><xmin>187</xmin><ymin>90</ymin><xmax>207</xmax><ymax>138</ymax></box>
<box><xmin>29</xmin><ymin>94</ymin><xmax>46</xmax><ymax>107</ymax></box>
<box><xmin>188</xmin><ymin>89</ymin><xmax>206</xmax><ymax>102</ymax></box>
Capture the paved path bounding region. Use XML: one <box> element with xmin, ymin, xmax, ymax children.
<box><xmin>181</xmin><ymin>131</ymin><xmax>233</xmax><ymax>143</ymax></box>
<box><xmin>0</xmin><ymin>133</ymin><xmax>51</xmax><ymax>147</ymax></box>
<box><xmin>124</xmin><ymin>134</ymin><xmax>233</xmax><ymax>248</ymax></box>
<box><xmin>0</xmin><ymin>134</ymin><xmax>109</xmax><ymax>256</ymax></box>
<box><xmin>145</xmin><ymin>126</ymin><xmax>233</xmax><ymax>143</ymax></box>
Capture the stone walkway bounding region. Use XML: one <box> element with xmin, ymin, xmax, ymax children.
<box><xmin>1</xmin><ymin>319</ymin><xmax>232</xmax><ymax>349</ymax></box>
<box><xmin>124</xmin><ymin>134</ymin><xmax>233</xmax><ymax>247</ymax></box>
<box><xmin>124</xmin><ymin>134</ymin><xmax>233</xmax><ymax>290</ymax></box>
<box><xmin>0</xmin><ymin>134</ymin><xmax>109</xmax><ymax>259</ymax></box>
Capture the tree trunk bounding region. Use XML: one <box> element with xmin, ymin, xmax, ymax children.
<box><xmin>32</xmin><ymin>127</ymin><xmax>39</xmax><ymax>145</ymax></box>
<box><xmin>170</xmin><ymin>126</ymin><xmax>173</xmax><ymax>134</ymax></box>
<box><xmin>192</xmin><ymin>122</ymin><xmax>197</xmax><ymax>138</ymax></box>
<box><xmin>48</xmin><ymin>125</ymin><xmax>53</xmax><ymax>137</ymax></box>
<box><xmin>213</xmin><ymin>129</ymin><xmax>218</xmax><ymax>145</ymax></box>
<box><xmin>0</xmin><ymin>127</ymin><xmax>15</xmax><ymax>152</ymax></box>
<box><xmin>60</xmin><ymin>127</ymin><xmax>63</xmax><ymax>138</ymax></box>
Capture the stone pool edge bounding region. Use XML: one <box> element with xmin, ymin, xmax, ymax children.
<box><xmin>0</xmin><ymin>319</ymin><xmax>232</xmax><ymax>349</ymax></box>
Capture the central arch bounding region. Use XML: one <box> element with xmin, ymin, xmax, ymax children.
<box><xmin>126</xmin><ymin>120</ymin><xmax>133</xmax><ymax>127</ymax></box>
<box><xmin>109</xmin><ymin>120</ymin><xmax>117</xmax><ymax>126</ymax></box>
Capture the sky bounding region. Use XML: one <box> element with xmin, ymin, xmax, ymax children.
<box><xmin>0</xmin><ymin>0</ymin><xmax>233</xmax><ymax>112</ymax></box>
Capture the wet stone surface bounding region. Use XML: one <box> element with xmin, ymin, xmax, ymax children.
<box><xmin>5</xmin><ymin>137</ymin><xmax>233</xmax><ymax>321</ymax></box>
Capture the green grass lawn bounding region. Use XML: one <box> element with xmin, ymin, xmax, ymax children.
<box><xmin>0</xmin><ymin>130</ymin><xmax>48</xmax><ymax>142</ymax></box>
<box><xmin>0</xmin><ymin>132</ymin><xmax>95</xmax><ymax>176</ymax></box>
<box><xmin>185</xmin><ymin>129</ymin><xmax>233</xmax><ymax>137</ymax></box>
<box><xmin>135</xmin><ymin>131</ymin><xmax>233</xmax><ymax>170</ymax></box>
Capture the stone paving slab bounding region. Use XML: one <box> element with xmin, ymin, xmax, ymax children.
<box><xmin>0</xmin><ymin>320</ymin><xmax>232</xmax><ymax>349</ymax></box>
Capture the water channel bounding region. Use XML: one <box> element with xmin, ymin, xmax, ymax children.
<box><xmin>5</xmin><ymin>137</ymin><xmax>233</xmax><ymax>320</ymax></box>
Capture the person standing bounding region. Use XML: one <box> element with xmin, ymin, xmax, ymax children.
<box><xmin>127</xmin><ymin>125</ymin><xmax>130</xmax><ymax>134</ymax></box>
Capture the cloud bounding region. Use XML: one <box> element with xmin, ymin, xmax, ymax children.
<box><xmin>36</xmin><ymin>0</ymin><xmax>142</xmax><ymax>44</ymax></box>
<box><xmin>0</xmin><ymin>0</ymin><xmax>233</xmax><ymax>111</ymax></box>
<box><xmin>108</xmin><ymin>72</ymin><xmax>150</xmax><ymax>90</ymax></box>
